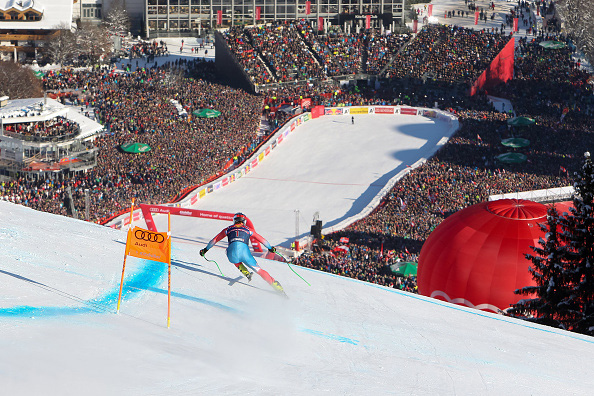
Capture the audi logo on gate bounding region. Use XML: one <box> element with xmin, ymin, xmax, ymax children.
<box><xmin>135</xmin><ymin>229</ymin><xmax>165</xmax><ymax>243</ymax></box>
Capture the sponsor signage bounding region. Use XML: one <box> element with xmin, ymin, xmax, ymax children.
<box><xmin>375</xmin><ymin>107</ymin><xmax>395</xmax><ymax>114</ymax></box>
<box><xmin>400</xmin><ymin>107</ymin><xmax>417</xmax><ymax>115</ymax></box>
<box><xmin>325</xmin><ymin>108</ymin><xmax>343</xmax><ymax>115</ymax></box>
<box><xmin>350</xmin><ymin>107</ymin><xmax>369</xmax><ymax>114</ymax></box>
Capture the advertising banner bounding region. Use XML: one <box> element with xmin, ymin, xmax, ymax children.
<box><xmin>251</xmin><ymin>158</ymin><xmax>259</xmax><ymax>168</ymax></box>
<box><xmin>513</xmin><ymin>18</ymin><xmax>518</xmax><ymax>32</ymax></box>
<box><xmin>258</xmin><ymin>152</ymin><xmax>265</xmax><ymax>162</ymax></box>
<box><xmin>375</xmin><ymin>107</ymin><xmax>395</xmax><ymax>114</ymax></box>
<box><xmin>413</xmin><ymin>19</ymin><xmax>418</xmax><ymax>34</ymax></box>
<box><xmin>423</xmin><ymin>110</ymin><xmax>437</xmax><ymax>118</ymax></box>
<box><xmin>366</xmin><ymin>15</ymin><xmax>371</xmax><ymax>29</ymax></box>
<box><xmin>217</xmin><ymin>10</ymin><xmax>222</xmax><ymax>25</ymax></box>
<box><xmin>428</xmin><ymin>4</ymin><xmax>433</xmax><ymax>17</ymax></box>
<box><xmin>474</xmin><ymin>11</ymin><xmax>479</xmax><ymax>25</ymax></box>
<box><xmin>301</xmin><ymin>98</ymin><xmax>312</xmax><ymax>108</ymax></box>
<box><xmin>306</xmin><ymin>1</ymin><xmax>311</xmax><ymax>15</ymax></box>
<box><xmin>400</xmin><ymin>107</ymin><xmax>418</xmax><ymax>115</ymax></box>
<box><xmin>318</xmin><ymin>17</ymin><xmax>323</xmax><ymax>31</ymax></box>
<box><xmin>350</xmin><ymin>107</ymin><xmax>369</xmax><ymax>114</ymax></box>
<box><xmin>312</xmin><ymin>105</ymin><xmax>325</xmax><ymax>118</ymax></box>
<box><xmin>256</xmin><ymin>6</ymin><xmax>260</xmax><ymax>20</ymax></box>
<box><xmin>325</xmin><ymin>108</ymin><xmax>343</xmax><ymax>115</ymax></box>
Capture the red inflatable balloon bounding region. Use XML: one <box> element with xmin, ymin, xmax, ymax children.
<box><xmin>418</xmin><ymin>199</ymin><xmax>547</xmax><ymax>313</ymax></box>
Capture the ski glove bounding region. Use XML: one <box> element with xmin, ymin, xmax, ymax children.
<box><xmin>268</xmin><ymin>247</ymin><xmax>277</xmax><ymax>254</ymax></box>
<box><xmin>200</xmin><ymin>248</ymin><xmax>208</xmax><ymax>257</ymax></box>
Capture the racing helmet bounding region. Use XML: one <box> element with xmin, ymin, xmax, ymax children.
<box><xmin>233</xmin><ymin>212</ymin><xmax>246</xmax><ymax>224</ymax></box>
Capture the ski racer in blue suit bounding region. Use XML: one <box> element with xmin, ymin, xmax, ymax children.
<box><xmin>200</xmin><ymin>213</ymin><xmax>284</xmax><ymax>293</ymax></box>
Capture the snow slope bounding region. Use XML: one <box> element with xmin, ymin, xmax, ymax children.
<box><xmin>2</xmin><ymin>201</ymin><xmax>594</xmax><ymax>395</ymax></box>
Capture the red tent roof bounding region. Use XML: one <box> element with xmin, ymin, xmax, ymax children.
<box><xmin>418</xmin><ymin>199</ymin><xmax>546</xmax><ymax>313</ymax></box>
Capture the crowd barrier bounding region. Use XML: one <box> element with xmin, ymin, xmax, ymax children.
<box><xmin>107</xmin><ymin>105</ymin><xmax>459</xmax><ymax>240</ymax></box>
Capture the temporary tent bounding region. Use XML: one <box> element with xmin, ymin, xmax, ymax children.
<box><xmin>121</xmin><ymin>142</ymin><xmax>151</xmax><ymax>153</ymax></box>
<box><xmin>390</xmin><ymin>261</ymin><xmax>418</xmax><ymax>277</ymax></box>
<box><xmin>192</xmin><ymin>109</ymin><xmax>221</xmax><ymax>118</ymax></box>
<box><xmin>501</xmin><ymin>138</ymin><xmax>530</xmax><ymax>148</ymax></box>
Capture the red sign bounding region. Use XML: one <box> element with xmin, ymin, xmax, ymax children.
<box><xmin>400</xmin><ymin>108</ymin><xmax>417</xmax><ymax>115</ymax></box>
<box><xmin>413</xmin><ymin>19</ymin><xmax>418</xmax><ymax>34</ymax></box>
<box><xmin>513</xmin><ymin>18</ymin><xmax>518</xmax><ymax>32</ymax></box>
<box><xmin>339</xmin><ymin>237</ymin><xmax>350</xmax><ymax>244</ymax></box>
<box><xmin>318</xmin><ymin>17</ymin><xmax>323</xmax><ymax>31</ymax></box>
<box><xmin>255</xmin><ymin>6</ymin><xmax>260</xmax><ymax>20</ymax></box>
<box><xmin>306</xmin><ymin>1</ymin><xmax>311</xmax><ymax>15</ymax></box>
<box><xmin>428</xmin><ymin>4</ymin><xmax>433</xmax><ymax>17</ymax></box>
<box><xmin>474</xmin><ymin>11</ymin><xmax>479</xmax><ymax>25</ymax></box>
<box><xmin>375</xmin><ymin>107</ymin><xmax>395</xmax><ymax>114</ymax></box>
<box><xmin>365</xmin><ymin>15</ymin><xmax>371</xmax><ymax>29</ymax></box>
<box><xmin>311</xmin><ymin>105</ymin><xmax>324</xmax><ymax>119</ymax></box>
<box><xmin>301</xmin><ymin>98</ymin><xmax>312</xmax><ymax>108</ymax></box>
<box><xmin>217</xmin><ymin>10</ymin><xmax>222</xmax><ymax>25</ymax></box>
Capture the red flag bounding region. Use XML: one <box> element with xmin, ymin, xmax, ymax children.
<box><xmin>413</xmin><ymin>19</ymin><xmax>418</xmax><ymax>34</ymax></box>
<box><xmin>428</xmin><ymin>4</ymin><xmax>433</xmax><ymax>17</ymax></box>
<box><xmin>474</xmin><ymin>11</ymin><xmax>479</xmax><ymax>25</ymax></box>
<box><xmin>306</xmin><ymin>1</ymin><xmax>311</xmax><ymax>15</ymax></box>
<box><xmin>255</xmin><ymin>6</ymin><xmax>260</xmax><ymax>20</ymax></box>
<box><xmin>366</xmin><ymin>15</ymin><xmax>371</xmax><ymax>30</ymax></box>
<box><xmin>560</xmin><ymin>166</ymin><xmax>567</xmax><ymax>173</ymax></box>
<box><xmin>513</xmin><ymin>18</ymin><xmax>518</xmax><ymax>32</ymax></box>
<box><xmin>477</xmin><ymin>134</ymin><xmax>482</xmax><ymax>142</ymax></box>
<box><xmin>217</xmin><ymin>10</ymin><xmax>222</xmax><ymax>25</ymax></box>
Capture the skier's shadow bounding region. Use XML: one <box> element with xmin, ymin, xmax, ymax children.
<box><xmin>172</xmin><ymin>259</ymin><xmax>260</xmax><ymax>289</ymax></box>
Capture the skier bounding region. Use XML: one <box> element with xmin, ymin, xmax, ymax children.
<box><xmin>200</xmin><ymin>212</ymin><xmax>284</xmax><ymax>293</ymax></box>
<box><xmin>351</xmin><ymin>116</ymin><xmax>354</xmax><ymax>125</ymax></box>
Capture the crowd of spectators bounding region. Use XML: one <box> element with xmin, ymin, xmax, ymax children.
<box><xmin>384</xmin><ymin>24</ymin><xmax>510</xmax><ymax>84</ymax></box>
<box><xmin>223</xmin><ymin>27</ymin><xmax>276</xmax><ymax>85</ymax></box>
<box><xmin>2</xmin><ymin>20</ymin><xmax>593</xmax><ymax>294</ymax></box>
<box><xmin>2</xmin><ymin>58</ymin><xmax>266</xmax><ymax>221</ymax></box>
<box><xmin>3</xmin><ymin>116</ymin><xmax>79</xmax><ymax>140</ymax></box>
<box><xmin>245</xmin><ymin>21</ymin><xmax>326</xmax><ymax>82</ymax></box>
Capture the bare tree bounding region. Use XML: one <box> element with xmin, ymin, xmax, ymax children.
<box><xmin>104</xmin><ymin>0</ymin><xmax>131</xmax><ymax>36</ymax></box>
<box><xmin>555</xmin><ymin>0</ymin><xmax>594</xmax><ymax>63</ymax></box>
<box><xmin>44</xmin><ymin>22</ymin><xmax>78</xmax><ymax>66</ymax></box>
<box><xmin>0</xmin><ymin>61</ymin><xmax>43</xmax><ymax>99</ymax></box>
<box><xmin>76</xmin><ymin>23</ymin><xmax>113</xmax><ymax>64</ymax></box>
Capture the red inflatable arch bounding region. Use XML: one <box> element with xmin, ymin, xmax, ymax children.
<box><xmin>139</xmin><ymin>204</ymin><xmax>263</xmax><ymax>252</ymax></box>
<box><xmin>417</xmin><ymin>199</ymin><xmax>548</xmax><ymax>313</ymax></box>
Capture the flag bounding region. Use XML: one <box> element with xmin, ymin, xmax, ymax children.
<box><xmin>474</xmin><ymin>11</ymin><xmax>479</xmax><ymax>25</ymax></box>
<box><xmin>413</xmin><ymin>19</ymin><xmax>418</xmax><ymax>34</ymax></box>
<box><xmin>477</xmin><ymin>134</ymin><xmax>482</xmax><ymax>142</ymax></box>
<box><xmin>513</xmin><ymin>18</ymin><xmax>518</xmax><ymax>32</ymax></box>
<box><xmin>339</xmin><ymin>237</ymin><xmax>350</xmax><ymax>243</ymax></box>
<box><xmin>560</xmin><ymin>166</ymin><xmax>567</xmax><ymax>173</ymax></box>
<box><xmin>306</xmin><ymin>1</ymin><xmax>311</xmax><ymax>15</ymax></box>
<box><xmin>255</xmin><ymin>6</ymin><xmax>260</xmax><ymax>20</ymax></box>
<box><xmin>125</xmin><ymin>226</ymin><xmax>171</xmax><ymax>264</ymax></box>
<box><xmin>427</xmin><ymin>4</ymin><xmax>433</xmax><ymax>17</ymax></box>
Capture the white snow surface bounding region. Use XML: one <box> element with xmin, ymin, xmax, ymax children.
<box><xmin>1</xmin><ymin>113</ymin><xmax>594</xmax><ymax>395</ymax></box>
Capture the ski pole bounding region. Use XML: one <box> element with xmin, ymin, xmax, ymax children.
<box><xmin>275</xmin><ymin>250</ymin><xmax>311</xmax><ymax>286</ymax></box>
<box><xmin>203</xmin><ymin>256</ymin><xmax>225</xmax><ymax>277</ymax></box>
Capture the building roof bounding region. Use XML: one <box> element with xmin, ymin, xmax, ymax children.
<box><xmin>0</xmin><ymin>0</ymin><xmax>72</xmax><ymax>31</ymax></box>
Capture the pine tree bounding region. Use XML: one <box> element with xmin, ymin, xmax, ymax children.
<box><xmin>507</xmin><ymin>205</ymin><xmax>570</xmax><ymax>328</ymax></box>
<box><xmin>508</xmin><ymin>152</ymin><xmax>594</xmax><ymax>335</ymax></box>
<box><xmin>557</xmin><ymin>152</ymin><xmax>594</xmax><ymax>335</ymax></box>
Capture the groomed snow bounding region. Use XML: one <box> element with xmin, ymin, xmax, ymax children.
<box><xmin>1</xmin><ymin>111</ymin><xmax>593</xmax><ymax>395</ymax></box>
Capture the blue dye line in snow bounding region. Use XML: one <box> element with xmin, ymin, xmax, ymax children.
<box><xmin>300</xmin><ymin>328</ymin><xmax>359</xmax><ymax>345</ymax></box>
<box><xmin>0</xmin><ymin>260</ymin><xmax>165</xmax><ymax>318</ymax></box>
<box><xmin>300</xmin><ymin>267</ymin><xmax>594</xmax><ymax>345</ymax></box>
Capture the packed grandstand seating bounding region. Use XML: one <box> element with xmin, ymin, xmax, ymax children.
<box><xmin>2</xmin><ymin>10</ymin><xmax>592</xmax><ymax>292</ymax></box>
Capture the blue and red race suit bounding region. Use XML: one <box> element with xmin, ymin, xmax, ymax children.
<box><xmin>205</xmin><ymin>225</ymin><xmax>272</xmax><ymax>268</ymax></box>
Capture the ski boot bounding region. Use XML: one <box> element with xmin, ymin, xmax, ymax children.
<box><xmin>236</xmin><ymin>263</ymin><xmax>253</xmax><ymax>281</ymax></box>
<box><xmin>272</xmin><ymin>281</ymin><xmax>288</xmax><ymax>298</ymax></box>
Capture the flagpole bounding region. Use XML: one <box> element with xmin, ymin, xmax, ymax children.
<box><xmin>117</xmin><ymin>198</ymin><xmax>135</xmax><ymax>314</ymax></box>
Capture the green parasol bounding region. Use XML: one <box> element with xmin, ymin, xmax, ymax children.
<box><xmin>389</xmin><ymin>261</ymin><xmax>418</xmax><ymax>277</ymax></box>
<box><xmin>507</xmin><ymin>116</ymin><xmax>535</xmax><ymax>127</ymax></box>
<box><xmin>121</xmin><ymin>142</ymin><xmax>151</xmax><ymax>153</ymax></box>
<box><xmin>501</xmin><ymin>138</ymin><xmax>530</xmax><ymax>148</ymax></box>
<box><xmin>192</xmin><ymin>109</ymin><xmax>221</xmax><ymax>118</ymax></box>
<box><xmin>496</xmin><ymin>152</ymin><xmax>527</xmax><ymax>163</ymax></box>
<box><xmin>539</xmin><ymin>41</ymin><xmax>566</xmax><ymax>49</ymax></box>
